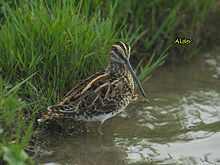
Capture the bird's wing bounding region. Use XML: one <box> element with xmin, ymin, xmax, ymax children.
<box><xmin>47</xmin><ymin>69</ymin><xmax>119</xmax><ymax>115</ymax></box>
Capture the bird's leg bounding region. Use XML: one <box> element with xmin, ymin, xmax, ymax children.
<box><xmin>131</xmin><ymin>94</ymin><xmax>138</xmax><ymax>101</ymax></box>
<box><xmin>81</xmin><ymin>121</ymin><xmax>89</xmax><ymax>133</ymax></box>
<box><xmin>132</xmin><ymin>93</ymin><xmax>150</xmax><ymax>103</ymax></box>
<box><xmin>85</xmin><ymin>122</ymin><xmax>90</xmax><ymax>133</ymax></box>
<box><xmin>97</xmin><ymin>122</ymin><xmax>104</xmax><ymax>135</ymax></box>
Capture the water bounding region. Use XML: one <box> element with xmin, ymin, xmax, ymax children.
<box><xmin>36</xmin><ymin>52</ymin><xmax>220</xmax><ymax>165</ymax></box>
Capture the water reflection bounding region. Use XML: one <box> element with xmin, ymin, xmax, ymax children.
<box><xmin>37</xmin><ymin>52</ymin><xmax>220</xmax><ymax>165</ymax></box>
<box><xmin>38</xmin><ymin>135</ymin><xmax>128</xmax><ymax>165</ymax></box>
<box><xmin>115</xmin><ymin>89</ymin><xmax>220</xmax><ymax>164</ymax></box>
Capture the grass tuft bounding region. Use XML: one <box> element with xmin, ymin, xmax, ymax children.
<box><xmin>0</xmin><ymin>0</ymin><xmax>219</xmax><ymax>162</ymax></box>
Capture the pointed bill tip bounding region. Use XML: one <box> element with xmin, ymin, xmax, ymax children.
<box><xmin>124</xmin><ymin>59</ymin><xmax>146</xmax><ymax>97</ymax></box>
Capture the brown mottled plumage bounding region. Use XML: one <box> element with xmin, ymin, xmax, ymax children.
<box><xmin>38</xmin><ymin>41</ymin><xmax>146</xmax><ymax>135</ymax></box>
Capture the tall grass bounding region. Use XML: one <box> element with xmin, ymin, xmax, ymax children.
<box><xmin>0</xmin><ymin>0</ymin><xmax>218</xmax><ymax>162</ymax></box>
<box><xmin>102</xmin><ymin>0</ymin><xmax>217</xmax><ymax>58</ymax></box>
<box><xmin>0</xmin><ymin>0</ymin><xmax>218</xmax><ymax>101</ymax></box>
<box><xmin>1</xmin><ymin>0</ymin><xmax>125</xmax><ymax>104</ymax></box>
<box><xmin>0</xmin><ymin>75</ymin><xmax>35</xmax><ymax>165</ymax></box>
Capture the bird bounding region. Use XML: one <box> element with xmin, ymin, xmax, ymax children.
<box><xmin>38</xmin><ymin>41</ymin><xmax>146</xmax><ymax>135</ymax></box>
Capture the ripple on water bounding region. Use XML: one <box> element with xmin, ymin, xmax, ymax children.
<box><xmin>115</xmin><ymin>89</ymin><xmax>220</xmax><ymax>164</ymax></box>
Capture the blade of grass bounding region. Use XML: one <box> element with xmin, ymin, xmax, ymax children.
<box><xmin>4</xmin><ymin>72</ymin><xmax>37</xmax><ymax>97</ymax></box>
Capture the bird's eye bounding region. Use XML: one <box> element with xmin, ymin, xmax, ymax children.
<box><xmin>113</xmin><ymin>47</ymin><xmax>118</xmax><ymax>52</ymax></box>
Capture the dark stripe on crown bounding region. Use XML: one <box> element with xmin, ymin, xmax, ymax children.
<box><xmin>114</xmin><ymin>41</ymin><xmax>127</xmax><ymax>55</ymax></box>
<box><xmin>123</xmin><ymin>42</ymin><xmax>130</xmax><ymax>54</ymax></box>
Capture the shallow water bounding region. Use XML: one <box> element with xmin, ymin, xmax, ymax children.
<box><xmin>37</xmin><ymin>52</ymin><xmax>220</xmax><ymax>165</ymax></box>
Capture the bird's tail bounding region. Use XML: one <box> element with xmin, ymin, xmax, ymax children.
<box><xmin>37</xmin><ymin>114</ymin><xmax>54</xmax><ymax>123</ymax></box>
<box><xmin>37</xmin><ymin>112</ymin><xmax>63</xmax><ymax>123</ymax></box>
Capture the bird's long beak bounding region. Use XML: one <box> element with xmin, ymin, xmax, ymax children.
<box><xmin>124</xmin><ymin>58</ymin><xmax>146</xmax><ymax>97</ymax></box>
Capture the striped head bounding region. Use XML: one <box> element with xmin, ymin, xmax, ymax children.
<box><xmin>110</xmin><ymin>41</ymin><xmax>146</xmax><ymax>97</ymax></box>
<box><xmin>111</xmin><ymin>41</ymin><xmax>131</xmax><ymax>63</ymax></box>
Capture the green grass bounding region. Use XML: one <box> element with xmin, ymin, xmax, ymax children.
<box><xmin>1</xmin><ymin>0</ymin><xmax>121</xmax><ymax>102</ymax></box>
<box><xmin>114</xmin><ymin>0</ymin><xmax>217</xmax><ymax>58</ymax></box>
<box><xmin>0</xmin><ymin>0</ymin><xmax>219</xmax><ymax>163</ymax></box>
<box><xmin>0</xmin><ymin>75</ymin><xmax>35</xmax><ymax>165</ymax></box>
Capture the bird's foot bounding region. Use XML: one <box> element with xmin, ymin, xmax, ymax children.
<box><xmin>97</xmin><ymin>124</ymin><xmax>104</xmax><ymax>136</ymax></box>
<box><xmin>85</xmin><ymin>123</ymin><xmax>90</xmax><ymax>133</ymax></box>
<box><xmin>132</xmin><ymin>94</ymin><xmax>150</xmax><ymax>103</ymax></box>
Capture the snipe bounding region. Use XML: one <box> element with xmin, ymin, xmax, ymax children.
<box><xmin>38</xmin><ymin>41</ymin><xmax>146</xmax><ymax>135</ymax></box>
